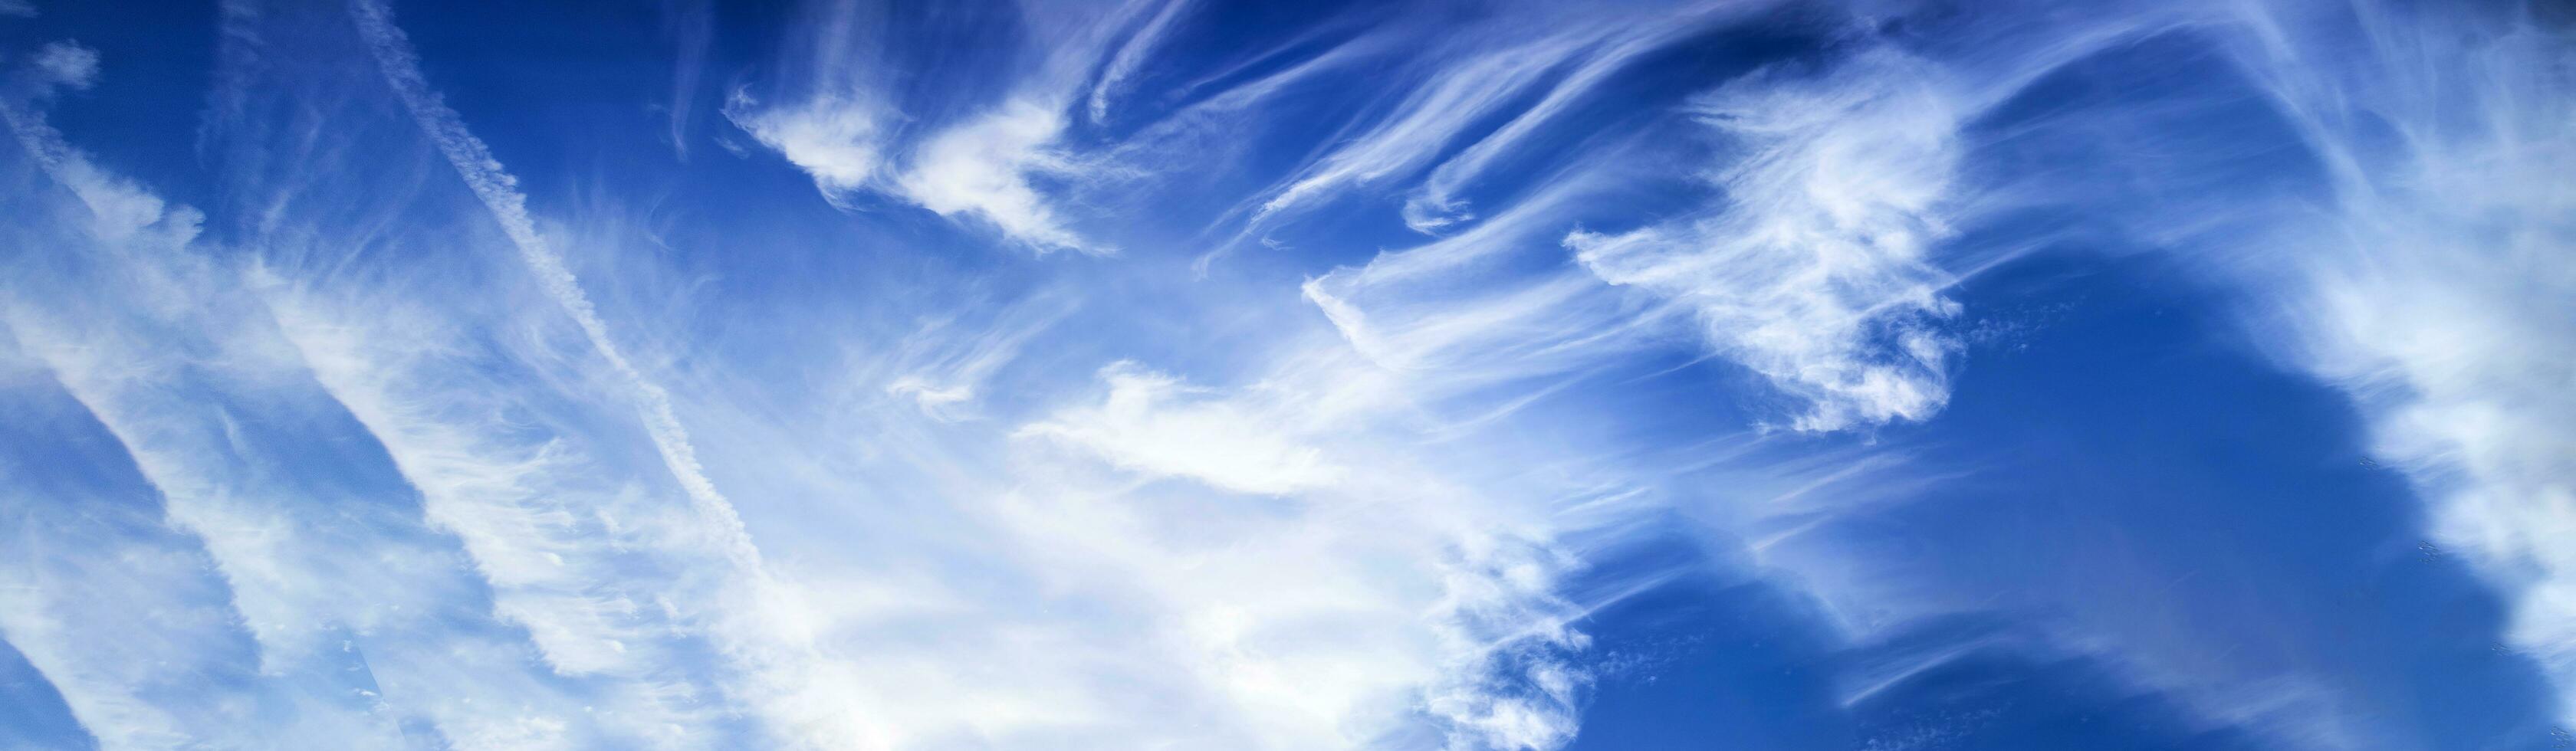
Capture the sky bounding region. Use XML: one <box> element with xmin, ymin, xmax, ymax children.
<box><xmin>0</xmin><ymin>0</ymin><xmax>2570</xmax><ymax>749</ymax></box>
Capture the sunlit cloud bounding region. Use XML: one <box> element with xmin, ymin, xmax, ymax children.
<box><xmin>2</xmin><ymin>0</ymin><xmax>2568</xmax><ymax>749</ymax></box>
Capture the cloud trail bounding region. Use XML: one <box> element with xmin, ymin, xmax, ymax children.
<box><xmin>1086</xmin><ymin>0</ymin><xmax>1193</xmax><ymax>126</ymax></box>
<box><xmin>336</xmin><ymin>2</ymin><xmax>886</xmax><ymax>745</ymax></box>
<box><xmin>4</xmin><ymin>30</ymin><xmax>786</xmax><ymax>746</ymax></box>
<box><xmin>347</xmin><ymin>0</ymin><xmax>759</xmax><ymax>561</ymax></box>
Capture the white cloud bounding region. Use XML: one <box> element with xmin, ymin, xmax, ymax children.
<box><xmin>622</xmin><ymin>248</ymin><xmax>1631</xmax><ymax>749</ymax></box>
<box><xmin>2200</xmin><ymin>0</ymin><xmax>2576</xmax><ymax>721</ymax></box>
<box><xmin>1019</xmin><ymin>362</ymin><xmax>1340</xmax><ymax>495</ymax></box>
<box><xmin>993</xmin><ymin>353</ymin><xmax>1595</xmax><ymax>749</ymax></box>
<box><xmin>250</xmin><ymin>282</ymin><xmax>740</xmax><ymax>748</ymax></box>
<box><xmin>30</xmin><ymin>41</ymin><xmax>97</xmax><ymax>90</ymax></box>
<box><xmin>0</xmin><ymin>343</ymin><xmax>355</xmax><ymax>749</ymax></box>
<box><xmin>1086</xmin><ymin>0</ymin><xmax>1194</xmax><ymax>124</ymax></box>
<box><xmin>895</xmin><ymin>99</ymin><xmax>1105</xmax><ymax>254</ymax></box>
<box><xmin>1</xmin><ymin>67</ymin><xmax>640</xmax><ymax>751</ymax></box>
<box><xmin>1254</xmin><ymin>35</ymin><xmax>1580</xmax><ymax>222</ymax></box>
<box><xmin>2</xmin><ymin>42</ymin><xmax>202</xmax><ymax>247</ymax></box>
<box><xmin>0</xmin><ymin>496</ymin><xmax>297</xmax><ymax>749</ymax></box>
<box><xmin>5</xmin><ymin>35</ymin><xmax>776</xmax><ymax>745</ymax></box>
<box><xmin>725</xmin><ymin>0</ymin><xmax>1158</xmax><ymax>255</ymax></box>
<box><xmin>873</xmin><ymin>294</ymin><xmax>1068</xmax><ymax>421</ymax></box>
<box><xmin>350</xmin><ymin>0</ymin><xmax>764</xmax><ymax>576</ymax></box>
<box><xmin>731</xmin><ymin>92</ymin><xmax>1102</xmax><ymax>254</ymax></box>
<box><xmin>1248</xmin><ymin>2</ymin><xmax>1753</xmax><ymax>234</ymax></box>
<box><xmin>1570</xmin><ymin>48</ymin><xmax>1967</xmax><ymax>432</ymax></box>
<box><xmin>28</xmin><ymin>1</ymin><xmax>2560</xmax><ymax>749</ymax></box>
<box><xmin>727</xmin><ymin>92</ymin><xmax>886</xmax><ymax>202</ymax></box>
<box><xmin>343</xmin><ymin>3</ymin><xmax>885</xmax><ymax>745</ymax></box>
<box><xmin>1400</xmin><ymin>12</ymin><xmax>1740</xmax><ymax>233</ymax></box>
<box><xmin>3</xmin><ymin>3</ymin><xmax>1936</xmax><ymax>750</ymax></box>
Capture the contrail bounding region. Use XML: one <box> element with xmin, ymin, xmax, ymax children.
<box><xmin>347</xmin><ymin>0</ymin><xmax>761</xmax><ymax>569</ymax></box>
<box><xmin>346</xmin><ymin>2</ymin><xmax>876</xmax><ymax>745</ymax></box>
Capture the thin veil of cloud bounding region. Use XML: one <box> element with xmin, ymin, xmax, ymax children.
<box><xmin>1</xmin><ymin>0</ymin><xmax>2568</xmax><ymax>749</ymax></box>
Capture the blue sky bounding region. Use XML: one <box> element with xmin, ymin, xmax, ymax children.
<box><xmin>1</xmin><ymin>0</ymin><xmax>2571</xmax><ymax>749</ymax></box>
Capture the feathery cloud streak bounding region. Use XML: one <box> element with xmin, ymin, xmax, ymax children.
<box><xmin>2</xmin><ymin>0</ymin><xmax>2570</xmax><ymax>749</ymax></box>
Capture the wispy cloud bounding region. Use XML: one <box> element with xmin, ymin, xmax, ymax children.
<box><xmin>895</xmin><ymin>98</ymin><xmax>1105</xmax><ymax>254</ymax></box>
<box><xmin>728</xmin><ymin>91</ymin><xmax>888</xmax><ymax>203</ymax></box>
<box><xmin>2</xmin><ymin>39</ymin><xmax>633</xmax><ymax>749</ymax></box>
<box><xmin>26</xmin><ymin>41</ymin><xmax>94</xmax><ymax>90</ymax></box>
<box><xmin>656</xmin><ymin>0</ymin><xmax>714</xmax><ymax>159</ymax></box>
<box><xmin>1086</xmin><ymin>0</ymin><xmax>1193</xmax><ymax>126</ymax></box>
<box><xmin>2196</xmin><ymin>0</ymin><xmax>2576</xmax><ymax>722</ymax></box>
<box><xmin>724</xmin><ymin>0</ymin><xmax>1148</xmax><ymax>254</ymax></box>
<box><xmin>1602</xmin><ymin>0</ymin><xmax>2576</xmax><ymax>740</ymax></box>
<box><xmin>1253</xmin><ymin>28</ymin><xmax>1596</xmax><ymax>225</ymax></box>
<box><xmin>1017</xmin><ymin>362</ymin><xmax>1341</xmax><ymax>494</ymax></box>
<box><xmin>350</xmin><ymin>0</ymin><xmax>763</xmax><ymax>569</ymax></box>
<box><xmin>1398</xmin><ymin>18</ymin><xmax>1719</xmax><ymax>233</ymax></box>
<box><xmin>1571</xmin><ymin>47</ymin><xmax>1968</xmax><ymax>432</ymax></box>
<box><xmin>340</xmin><ymin>2</ymin><xmax>886</xmax><ymax>744</ymax></box>
<box><xmin>7</xmin><ymin>0</ymin><xmax>2567</xmax><ymax>748</ymax></box>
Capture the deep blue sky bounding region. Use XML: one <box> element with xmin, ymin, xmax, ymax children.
<box><xmin>2</xmin><ymin>0</ymin><xmax>2571</xmax><ymax>749</ymax></box>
